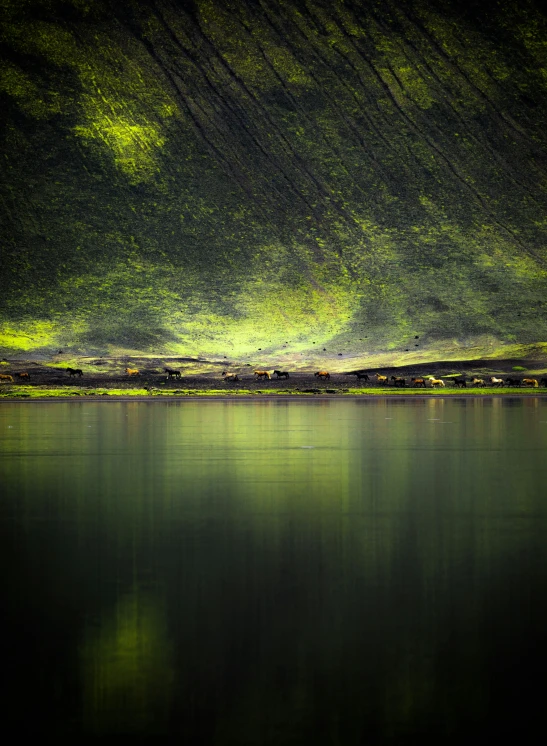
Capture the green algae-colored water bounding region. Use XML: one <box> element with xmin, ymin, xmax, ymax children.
<box><xmin>1</xmin><ymin>398</ymin><xmax>547</xmax><ymax>741</ymax></box>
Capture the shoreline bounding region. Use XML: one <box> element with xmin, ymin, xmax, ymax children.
<box><xmin>2</xmin><ymin>392</ymin><xmax>547</xmax><ymax>403</ymax></box>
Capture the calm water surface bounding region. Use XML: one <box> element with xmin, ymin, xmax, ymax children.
<box><xmin>1</xmin><ymin>398</ymin><xmax>547</xmax><ymax>742</ymax></box>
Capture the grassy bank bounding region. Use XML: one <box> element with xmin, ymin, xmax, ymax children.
<box><xmin>1</xmin><ymin>386</ymin><xmax>546</xmax><ymax>400</ymax></box>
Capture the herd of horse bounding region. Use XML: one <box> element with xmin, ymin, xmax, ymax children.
<box><xmin>1</xmin><ymin>367</ymin><xmax>547</xmax><ymax>389</ymax></box>
<box><xmin>347</xmin><ymin>373</ymin><xmax>545</xmax><ymax>388</ymax></box>
<box><xmin>218</xmin><ymin>371</ymin><xmax>546</xmax><ymax>387</ymax></box>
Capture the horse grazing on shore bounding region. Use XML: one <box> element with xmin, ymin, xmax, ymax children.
<box><xmin>315</xmin><ymin>371</ymin><xmax>330</xmax><ymax>380</ymax></box>
<box><xmin>429</xmin><ymin>378</ymin><xmax>445</xmax><ymax>388</ymax></box>
<box><xmin>522</xmin><ymin>378</ymin><xmax>539</xmax><ymax>387</ymax></box>
<box><xmin>125</xmin><ymin>368</ymin><xmax>140</xmax><ymax>376</ymax></box>
<box><xmin>453</xmin><ymin>377</ymin><xmax>467</xmax><ymax>387</ymax></box>
<box><xmin>391</xmin><ymin>376</ymin><xmax>406</xmax><ymax>387</ymax></box>
<box><xmin>254</xmin><ymin>370</ymin><xmax>271</xmax><ymax>380</ymax></box>
<box><xmin>0</xmin><ymin>374</ymin><xmax>14</xmax><ymax>383</ymax></box>
<box><xmin>273</xmin><ymin>370</ymin><xmax>290</xmax><ymax>379</ymax></box>
<box><xmin>489</xmin><ymin>377</ymin><xmax>504</xmax><ymax>387</ymax></box>
<box><xmin>16</xmin><ymin>372</ymin><xmax>30</xmax><ymax>380</ymax></box>
<box><xmin>374</xmin><ymin>374</ymin><xmax>388</xmax><ymax>385</ymax></box>
<box><xmin>164</xmin><ymin>368</ymin><xmax>181</xmax><ymax>379</ymax></box>
<box><xmin>410</xmin><ymin>377</ymin><xmax>427</xmax><ymax>388</ymax></box>
<box><xmin>66</xmin><ymin>367</ymin><xmax>83</xmax><ymax>377</ymax></box>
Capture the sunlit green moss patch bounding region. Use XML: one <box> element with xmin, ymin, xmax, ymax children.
<box><xmin>0</xmin><ymin>321</ymin><xmax>59</xmax><ymax>352</ymax></box>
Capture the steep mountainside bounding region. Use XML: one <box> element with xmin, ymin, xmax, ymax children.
<box><xmin>1</xmin><ymin>0</ymin><xmax>547</xmax><ymax>366</ymax></box>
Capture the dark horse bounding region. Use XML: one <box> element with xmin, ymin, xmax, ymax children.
<box><xmin>273</xmin><ymin>370</ymin><xmax>290</xmax><ymax>379</ymax></box>
<box><xmin>391</xmin><ymin>376</ymin><xmax>406</xmax><ymax>387</ymax></box>
<box><xmin>541</xmin><ymin>378</ymin><xmax>547</xmax><ymax>387</ymax></box>
<box><xmin>66</xmin><ymin>367</ymin><xmax>83</xmax><ymax>377</ymax></box>
<box><xmin>349</xmin><ymin>372</ymin><xmax>369</xmax><ymax>381</ymax></box>
<box><xmin>505</xmin><ymin>377</ymin><xmax>521</xmax><ymax>387</ymax></box>
<box><xmin>453</xmin><ymin>377</ymin><xmax>467</xmax><ymax>388</ymax></box>
<box><xmin>164</xmin><ymin>368</ymin><xmax>181</xmax><ymax>379</ymax></box>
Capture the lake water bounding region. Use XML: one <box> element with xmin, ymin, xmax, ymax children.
<box><xmin>1</xmin><ymin>398</ymin><xmax>547</xmax><ymax>742</ymax></box>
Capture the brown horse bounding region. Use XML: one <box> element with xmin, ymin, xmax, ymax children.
<box><xmin>125</xmin><ymin>368</ymin><xmax>140</xmax><ymax>376</ymax></box>
<box><xmin>16</xmin><ymin>372</ymin><xmax>30</xmax><ymax>380</ymax></box>
<box><xmin>391</xmin><ymin>376</ymin><xmax>406</xmax><ymax>387</ymax></box>
<box><xmin>314</xmin><ymin>371</ymin><xmax>330</xmax><ymax>379</ymax></box>
<box><xmin>522</xmin><ymin>378</ymin><xmax>539</xmax><ymax>387</ymax></box>
<box><xmin>254</xmin><ymin>370</ymin><xmax>271</xmax><ymax>380</ymax></box>
<box><xmin>0</xmin><ymin>374</ymin><xmax>14</xmax><ymax>383</ymax></box>
<box><xmin>410</xmin><ymin>378</ymin><xmax>427</xmax><ymax>388</ymax></box>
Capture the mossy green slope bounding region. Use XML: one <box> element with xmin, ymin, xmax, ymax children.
<box><xmin>1</xmin><ymin>0</ymin><xmax>547</xmax><ymax>364</ymax></box>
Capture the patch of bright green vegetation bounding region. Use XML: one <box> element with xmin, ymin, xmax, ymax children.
<box><xmin>74</xmin><ymin>115</ymin><xmax>166</xmax><ymax>184</ymax></box>
<box><xmin>0</xmin><ymin>321</ymin><xmax>59</xmax><ymax>352</ymax></box>
<box><xmin>0</xmin><ymin>387</ymin><xmax>155</xmax><ymax>398</ymax></box>
<box><xmin>1</xmin><ymin>386</ymin><xmax>545</xmax><ymax>400</ymax></box>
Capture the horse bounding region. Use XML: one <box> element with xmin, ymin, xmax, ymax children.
<box><xmin>314</xmin><ymin>371</ymin><xmax>330</xmax><ymax>379</ymax></box>
<box><xmin>16</xmin><ymin>372</ymin><xmax>30</xmax><ymax>380</ymax></box>
<box><xmin>222</xmin><ymin>373</ymin><xmax>240</xmax><ymax>382</ymax></box>
<box><xmin>273</xmin><ymin>370</ymin><xmax>290</xmax><ymax>379</ymax></box>
<box><xmin>125</xmin><ymin>368</ymin><xmax>140</xmax><ymax>376</ymax></box>
<box><xmin>453</xmin><ymin>377</ymin><xmax>467</xmax><ymax>387</ymax></box>
<box><xmin>349</xmin><ymin>372</ymin><xmax>369</xmax><ymax>381</ymax></box>
<box><xmin>254</xmin><ymin>370</ymin><xmax>271</xmax><ymax>380</ymax></box>
<box><xmin>0</xmin><ymin>374</ymin><xmax>14</xmax><ymax>383</ymax></box>
<box><xmin>391</xmin><ymin>376</ymin><xmax>406</xmax><ymax>387</ymax></box>
<box><xmin>522</xmin><ymin>378</ymin><xmax>539</xmax><ymax>387</ymax></box>
<box><xmin>470</xmin><ymin>378</ymin><xmax>485</xmax><ymax>387</ymax></box>
<box><xmin>429</xmin><ymin>377</ymin><xmax>445</xmax><ymax>387</ymax></box>
<box><xmin>410</xmin><ymin>377</ymin><xmax>427</xmax><ymax>388</ymax></box>
<box><xmin>164</xmin><ymin>368</ymin><xmax>181</xmax><ymax>379</ymax></box>
<box><xmin>374</xmin><ymin>373</ymin><xmax>388</xmax><ymax>385</ymax></box>
<box><xmin>505</xmin><ymin>377</ymin><xmax>521</xmax><ymax>387</ymax></box>
<box><xmin>489</xmin><ymin>377</ymin><xmax>504</xmax><ymax>387</ymax></box>
<box><xmin>66</xmin><ymin>367</ymin><xmax>83</xmax><ymax>377</ymax></box>
<box><xmin>541</xmin><ymin>378</ymin><xmax>547</xmax><ymax>387</ymax></box>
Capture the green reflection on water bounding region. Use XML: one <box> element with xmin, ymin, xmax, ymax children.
<box><xmin>80</xmin><ymin>592</ymin><xmax>174</xmax><ymax>735</ymax></box>
<box><xmin>1</xmin><ymin>398</ymin><xmax>546</xmax><ymax>740</ymax></box>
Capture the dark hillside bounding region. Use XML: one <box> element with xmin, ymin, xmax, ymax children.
<box><xmin>1</xmin><ymin>0</ymin><xmax>547</xmax><ymax>366</ymax></box>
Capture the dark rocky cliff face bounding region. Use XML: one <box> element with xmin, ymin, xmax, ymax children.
<box><xmin>1</xmin><ymin>0</ymin><xmax>547</xmax><ymax>363</ymax></box>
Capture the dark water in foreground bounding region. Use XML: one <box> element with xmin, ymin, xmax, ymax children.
<box><xmin>1</xmin><ymin>398</ymin><xmax>547</xmax><ymax>742</ymax></box>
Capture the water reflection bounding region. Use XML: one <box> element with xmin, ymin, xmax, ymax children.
<box><xmin>1</xmin><ymin>399</ymin><xmax>546</xmax><ymax>740</ymax></box>
<box><xmin>81</xmin><ymin>592</ymin><xmax>174</xmax><ymax>735</ymax></box>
